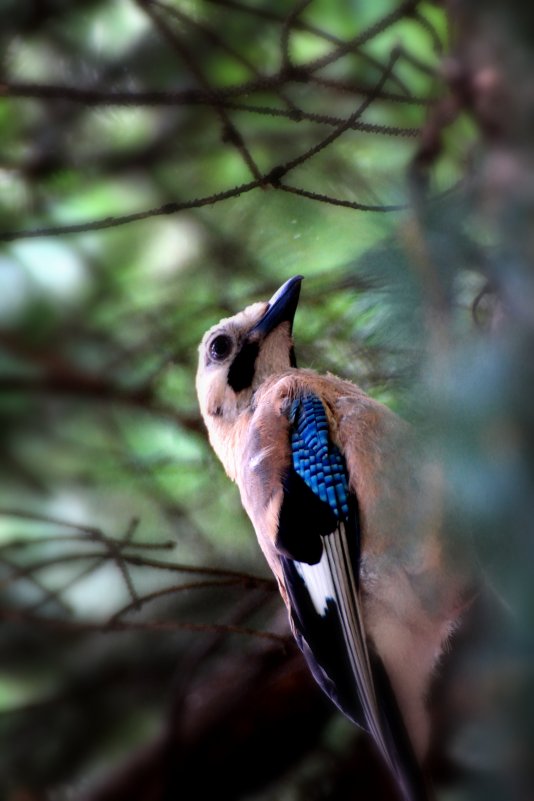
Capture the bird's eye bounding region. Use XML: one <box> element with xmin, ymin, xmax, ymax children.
<box><xmin>209</xmin><ymin>334</ymin><xmax>232</xmax><ymax>361</ymax></box>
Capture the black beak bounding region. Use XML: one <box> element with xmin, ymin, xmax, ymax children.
<box><xmin>251</xmin><ymin>275</ymin><xmax>303</xmax><ymax>338</ymax></box>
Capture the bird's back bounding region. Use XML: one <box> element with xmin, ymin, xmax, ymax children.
<box><xmin>237</xmin><ymin>368</ymin><xmax>470</xmax><ymax>763</ymax></box>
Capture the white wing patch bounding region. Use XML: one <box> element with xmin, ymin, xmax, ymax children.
<box><xmin>296</xmin><ymin>524</ymin><xmax>395</xmax><ymax>776</ymax></box>
<box><xmin>294</xmin><ymin>556</ymin><xmax>336</xmax><ymax>615</ymax></box>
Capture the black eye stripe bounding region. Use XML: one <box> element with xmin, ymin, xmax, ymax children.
<box><xmin>228</xmin><ymin>341</ymin><xmax>259</xmax><ymax>392</ymax></box>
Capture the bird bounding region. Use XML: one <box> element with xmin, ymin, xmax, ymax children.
<box><xmin>196</xmin><ymin>275</ymin><xmax>474</xmax><ymax>801</ymax></box>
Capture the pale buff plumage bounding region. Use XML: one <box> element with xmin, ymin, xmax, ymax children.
<box><xmin>197</xmin><ymin>289</ymin><xmax>473</xmax><ymax>765</ymax></box>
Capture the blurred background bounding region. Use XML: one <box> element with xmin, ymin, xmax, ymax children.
<box><xmin>0</xmin><ymin>1</ymin><xmax>533</xmax><ymax>799</ymax></box>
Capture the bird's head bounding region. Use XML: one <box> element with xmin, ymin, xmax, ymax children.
<box><xmin>196</xmin><ymin>275</ymin><xmax>303</xmax><ymax>470</ymax></box>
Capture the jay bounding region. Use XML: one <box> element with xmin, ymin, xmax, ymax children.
<box><xmin>196</xmin><ymin>276</ymin><xmax>472</xmax><ymax>801</ymax></box>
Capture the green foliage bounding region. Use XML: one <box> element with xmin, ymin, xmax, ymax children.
<box><xmin>1</xmin><ymin>1</ymin><xmax>533</xmax><ymax>800</ymax></box>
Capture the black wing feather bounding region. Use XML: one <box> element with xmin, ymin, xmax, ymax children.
<box><xmin>277</xmin><ymin>393</ymin><xmax>430</xmax><ymax>801</ymax></box>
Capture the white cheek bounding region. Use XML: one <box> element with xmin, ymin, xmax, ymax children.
<box><xmin>198</xmin><ymin>368</ymin><xmax>229</xmax><ymax>417</ymax></box>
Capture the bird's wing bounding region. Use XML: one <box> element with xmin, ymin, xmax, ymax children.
<box><xmin>276</xmin><ymin>393</ymin><xmax>428</xmax><ymax>801</ymax></box>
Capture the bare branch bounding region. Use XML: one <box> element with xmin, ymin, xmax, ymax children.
<box><xmin>411</xmin><ymin>9</ymin><xmax>444</xmax><ymax>55</ymax></box>
<box><xmin>266</xmin><ymin>48</ymin><xmax>402</xmax><ymax>182</ymax></box>
<box><xmin>206</xmin><ymin>0</ymin><xmax>415</xmax><ymax>95</ymax></box>
<box><xmin>0</xmin><ymin>179</ymin><xmax>261</xmax><ymax>241</ymax></box>
<box><xmin>278</xmin><ymin>183</ymin><xmax>405</xmax><ymax>212</ymax></box>
<box><xmin>109</xmin><ymin>577</ymin><xmax>262</xmax><ymax>622</ymax></box>
<box><xmin>280</xmin><ymin>0</ymin><xmax>313</xmax><ymax>71</ymax></box>
<box><xmin>0</xmin><ymin>606</ymin><xmax>288</xmax><ymax>645</ymax></box>
<box><xmin>136</xmin><ymin>0</ymin><xmax>263</xmax><ymax>182</ymax></box>
<box><xmin>2</xmin><ymin>79</ymin><xmax>429</xmax><ymax>109</ymax></box>
<box><xmin>303</xmin><ymin>0</ymin><xmax>419</xmax><ymax>76</ymax></box>
<box><xmin>0</xmin><ymin>547</ymin><xmax>275</xmax><ymax>592</ymax></box>
<box><xmin>0</xmin><ymin>552</ymin><xmax>71</xmax><ymax>614</ymax></box>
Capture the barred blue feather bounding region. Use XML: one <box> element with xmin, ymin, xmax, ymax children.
<box><xmin>289</xmin><ymin>394</ymin><xmax>350</xmax><ymax>521</ymax></box>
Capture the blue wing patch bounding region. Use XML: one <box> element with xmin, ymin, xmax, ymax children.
<box><xmin>277</xmin><ymin>394</ymin><xmax>428</xmax><ymax>801</ymax></box>
<box><xmin>276</xmin><ymin>393</ymin><xmax>357</xmax><ymax>565</ymax></box>
<box><xmin>289</xmin><ymin>395</ymin><xmax>350</xmax><ymax>521</ymax></box>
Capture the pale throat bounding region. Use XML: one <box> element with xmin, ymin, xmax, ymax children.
<box><xmin>206</xmin><ymin>403</ymin><xmax>253</xmax><ymax>482</ymax></box>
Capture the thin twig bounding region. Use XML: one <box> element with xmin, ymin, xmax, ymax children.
<box><xmin>206</xmin><ymin>0</ymin><xmax>413</xmax><ymax>95</ymax></box>
<box><xmin>309</xmin><ymin>75</ymin><xmax>433</xmax><ymax>106</ymax></box>
<box><xmin>28</xmin><ymin>556</ymin><xmax>104</xmax><ymax>614</ymax></box>
<box><xmin>1</xmin><ymin>82</ymin><xmax>423</xmax><ymax>136</ymax></box>
<box><xmin>280</xmin><ymin>0</ymin><xmax>312</xmax><ymax>70</ymax></box>
<box><xmin>279</xmin><ymin>182</ymin><xmax>406</xmax><ymax>212</ymax></box>
<box><xmin>396</xmin><ymin>46</ymin><xmax>438</xmax><ymax>78</ymax></box>
<box><xmin>0</xmin><ymin>606</ymin><xmax>288</xmax><ymax>644</ymax></box>
<box><xmin>411</xmin><ymin>8</ymin><xmax>444</xmax><ymax>55</ymax></box>
<box><xmin>267</xmin><ymin>48</ymin><xmax>402</xmax><ymax>182</ymax></box>
<box><xmin>2</xmin><ymin>79</ymin><xmax>428</xmax><ymax>108</ymax></box>
<box><xmin>137</xmin><ymin>0</ymin><xmax>263</xmax><ymax>182</ymax></box>
<box><xmin>101</xmin><ymin>517</ymin><xmax>142</xmax><ymax>610</ymax></box>
<box><xmin>0</xmin><ymin>508</ymin><xmax>101</xmax><ymax>537</ymax></box>
<box><xmin>304</xmin><ymin>0</ymin><xmax>418</xmax><ymax>77</ymax></box>
<box><xmin>0</xmin><ymin>553</ymin><xmax>71</xmax><ymax>614</ymax></box>
<box><xmin>0</xmin><ymin>548</ymin><xmax>275</xmax><ymax>591</ymax></box>
<box><xmin>0</xmin><ymin>531</ymin><xmax>175</xmax><ymax>552</ymax></box>
<box><xmin>0</xmin><ymin>508</ymin><xmax>174</xmax><ymax>550</ymax></box>
<box><xmin>151</xmin><ymin>0</ymin><xmax>260</xmax><ymax>78</ymax></box>
<box><xmin>0</xmin><ymin>178</ymin><xmax>261</xmax><ymax>241</ymax></box>
<box><xmin>110</xmin><ymin>577</ymin><xmax>257</xmax><ymax>621</ymax></box>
